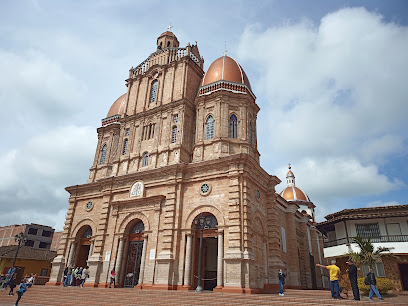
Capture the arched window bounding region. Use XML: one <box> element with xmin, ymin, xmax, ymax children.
<box><xmin>229</xmin><ymin>114</ymin><xmax>238</xmax><ymax>138</ymax></box>
<box><xmin>205</xmin><ymin>115</ymin><xmax>214</xmax><ymax>139</ymax></box>
<box><xmin>249</xmin><ymin>122</ymin><xmax>253</xmax><ymax>144</ymax></box>
<box><xmin>172</xmin><ymin>126</ymin><xmax>177</xmax><ymax>143</ymax></box>
<box><xmin>122</xmin><ymin>139</ymin><xmax>128</xmax><ymax>155</ymax></box>
<box><xmin>142</xmin><ymin>152</ymin><xmax>149</xmax><ymax>167</ymax></box>
<box><xmin>100</xmin><ymin>144</ymin><xmax>107</xmax><ymax>164</ymax></box>
<box><xmin>150</xmin><ymin>80</ymin><xmax>158</xmax><ymax>103</ymax></box>
<box><xmin>131</xmin><ymin>221</ymin><xmax>145</xmax><ymax>233</ymax></box>
<box><xmin>167</xmin><ymin>41</ymin><xmax>171</xmax><ymax>47</ymax></box>
<box><xmin>82</xmin><ymin>227</ymin><xmax>92</xmax><ymax>238</ymax></box>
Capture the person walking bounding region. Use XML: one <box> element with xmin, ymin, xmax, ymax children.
<box><xmin>346</xmin><ymin>259</ymin><xmax>360</xmax><ymax>300</ymax></box>
<box><xmin>278</xmin><ymin>269</ymin><xmax>286</xmax><ymax>296</ymax></box>
<box><xmin>8</xmin><ymin>276</ymin><xmax>16</xmax><ymax>296</ymax></box>
<box><xmin>15</xmin><ymin>280</ymin><xmax>27</xmax><ymax>306</ymax></box>
<box><xmin>317</xmin><ymin>260</ymin><xmax>343</xmax><ymax>299</ymax></box>
<box><xmin>64</xmin><ymin>266</ymin><xmax>72</xmax><ymax>287</ymax></box>
<box><xmin>109</xmin><ymin>269</ymin><xmax>116</xmax><ymax>288</ymax></box>
<box><xmin>366</xmin><ymin>268</ymin><xmax>384</xmax><ymax>300</ymax></box>
<box><xmin>81</xmin><ymin>266</ymin><xmax>89</xmax><ymax>288</ymax></box>
<box><xmin>76</xmin><ymin>267</ymin><xmax>83</xmax><ymax>286</ymax></box>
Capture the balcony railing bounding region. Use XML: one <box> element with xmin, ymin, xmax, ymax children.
<box><xmin>324</xmin><ymin>235</ymin><xmax>408</xmax><ymax>248</ymax></box>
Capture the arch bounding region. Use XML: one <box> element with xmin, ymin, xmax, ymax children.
<box><xmin>205</xmin><ymin>115</ymin><xmax>214</xmax><ymax>140</ymax></box>
<box><xmin>229</xmin><ymin>114</ymin><xmax>238</xmax><ymax>138</ymax></box>
<box><xmin>150</xmin><ymin>79</ymin><xmax>158</xmax><ymax>102</ymax></box>
<box><xmin>184</xmin><ymin>205</ymin><xmax>225</xmax><ymax>229</ymax></box>
<box><xmin>118</xmin><ymin>212</ymin><xmax>150</xmax><ymax>234</ymax></box>
<box><xmin>252</xmin><ymin>211</ymin><xmax>268</xmax><ymax>237</ymax></box>
<box><xmin>100</xmin><ymin>144</ymin><xmax>107</xmax><ymax>164</ymax></box>
<box><xmin>71</xmin><ymin>218</ymin><xmax>97</xmax><ymax>240</ymax></box>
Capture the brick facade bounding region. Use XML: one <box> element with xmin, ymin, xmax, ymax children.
<box><xmin>48</xmin><ymin>31</ymin><xmax>326</xmax><ymax>293</ymax></box>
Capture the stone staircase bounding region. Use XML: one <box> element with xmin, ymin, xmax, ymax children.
<box><xmin>0</xmin><ymin>286</ymin><xmax>406</xmax><ymax>306</ymax></box>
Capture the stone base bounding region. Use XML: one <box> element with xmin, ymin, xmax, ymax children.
<box><xmin>45</xmin><ymin>281</ymin><xmax>62</xmax><ymax>286</ymax></box>
<box><xmin>179</xmin><ymin>285</ymin><xmax>192</xmax><ymax>291</ymax></box>
<box><xmin>214</xmin><ymin>286</ymin><xmax>261</xmax><ymax>294</ymax></box>
<box><xmin>141</xmin><ymin>284</ymin><xmax>178</xmax><ymax>290</ymax></box>
<box><xmin>82</xmin><ymin>282</ymin><xmax>100</xmax><ymax>288</ymax></box>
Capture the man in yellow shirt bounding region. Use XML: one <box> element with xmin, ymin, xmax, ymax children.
<box><xmin>316</xmin><ymin>260</ymin><xmax>343</xmax><ymax>299</ymax></box>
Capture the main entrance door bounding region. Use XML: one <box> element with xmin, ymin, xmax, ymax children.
<box><xmin>123</xmin><ymin>240</ymin><xmax>143</xmax><ymax>287</ymax></box>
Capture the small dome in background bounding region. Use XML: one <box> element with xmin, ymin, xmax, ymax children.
<box><xmin>279</xmin><ymin>165</ymin><xmax>311</xmax><ymax>202</ymax></box>
<box><xmin>106</xmin><ymin>93</ymin><xmax>127</xmax><ymax>118</ymax></box>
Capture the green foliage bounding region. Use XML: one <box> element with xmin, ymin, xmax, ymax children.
<box><xmin>345</xmin><ymin>236</ymin><xmax>391</xmax><ymax>268</ymax></box>
<box><xmin>357</xmin><ymin>277</ymin><xmax>394</xmax><ymax>294</ymax></box>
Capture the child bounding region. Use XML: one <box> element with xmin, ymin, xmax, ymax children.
<box><xmin>15</xmin><ymin>280</ymin><xmax>27</xmax><ymax>306</ymax></box>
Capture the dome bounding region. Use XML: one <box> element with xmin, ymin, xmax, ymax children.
<box><xmin>201</xmin><ymin>55</ymin><xmax>251</xmax><ymax>89</ymax></box>
<box><xmin>159</xmin><ymin>31</ymin><xmax>175</xmax><ymax>37</ymax></box>
<box><xmin>279</xmin><ymin>165</ymin><xmax>311</xmax><ymax>202</ymax></box>
<box><xmin>106</xmin><ymin>93</ymin><xmax>127</xmax><ymax>118</ymax></box>
<box><xmin>280</xmin><ymin>186</ymin><xmax>311</xmax><ymax>202</ymax></box>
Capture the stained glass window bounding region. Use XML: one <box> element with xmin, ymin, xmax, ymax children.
<box><xmin>229</xmin><ymin>114</ymin><xmax>238</xmax><ymax>138</ymax></box>
<box><xmin>123</xmin><ymin>139</ymin><xmax>128</xmax><ymax>155</ymax></box>
<box><xmin>206</xmin><ymin>115</ymin><xmax>214</xmax><ymax>139</ymax></box>
<box><xmin>150</xmin><ymin>80</ymin><xmax>158</xmax><ymax>102</ymax></box>
<box><xmin>100</xmin><ymin>144</ymin><xmax>107</xmax><ymax>164</ymax></box>
<box><xmin>172</xmin><ymin>126</ymin><xmax>177</xmax><ymax>143</ymax></box>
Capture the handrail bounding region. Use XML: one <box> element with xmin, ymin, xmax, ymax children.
<box><xmin>324</xmin><ymin>234</ymin><xmax>408</xmax><ymax>247</ymax></box>
<box><xmin>130</xmin><ymin>47</ymin><xmax>203</xmax><ymax>78</ymax></box>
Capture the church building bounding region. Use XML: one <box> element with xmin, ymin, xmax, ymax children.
<box><xmin>48</xmin><ymin>30</ymin><xmax>327</xmax><ymax>293</ymax></box>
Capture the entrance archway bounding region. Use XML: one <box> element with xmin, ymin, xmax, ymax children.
<box><xmin>192</xmin><ymin>213</ymin><xmax>218</xmax><ymax>291</ymax></box>
<box><xmin>75</xmin><ymin>226</ymin><xmax>92</xmax><ymax>268</ymax></box>
<box><xmin>123</xmin><ymin>220</ymin><xmax>144</xmax><ymax>288</ymax></box>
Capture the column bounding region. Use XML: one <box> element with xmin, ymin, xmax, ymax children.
<box><xmin>138</xmin><ymin>235</ymin><xmax>148</xmax><ymax>285</ymax></box>
<box><xmin>183</xmin><ymin>234</ymin><xmax>193</xmax><ymax>287</ymax></box>
<box><xmin>88</xmin><ymin>240</ymin><xmax>94</xmax><ymax>259</ymax></box>
<box><xmin>67</xmin><ymin>241</ymin><xmax>77</xmax><ymax>267</ymax></box>
<box><xmin>115</xmin><ymin>238</ymin><xmax>125</xmax><ymax>285</ymax></box>
<box><xmin>216</xmin><ymin>230</ymin><xmax>224</xmax><ymax>288</ymax></box>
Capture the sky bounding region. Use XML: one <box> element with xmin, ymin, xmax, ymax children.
<box><xmin>0</xmin><ymin>0</ymin><xmax>407</xmax><ymax>231</ymax></box>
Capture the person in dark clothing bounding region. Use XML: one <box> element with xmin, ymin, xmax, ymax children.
<box><xmin>366</xmin><ymin>269</ymin><xmax>384</xmax><ymax>300</ymax></box>
<box><xmin>346</xmin><ymin>260</ymin><xmax>360</xmax><ymax>300</ymax></box>
<box><xmin>278</xmin><ymin>269</ymin><xmax>286</xmax><ymax>296</ymax></box>
<box><xmin>8</xmin><ymin>276</ymin><xmax>16</xmax><ymax>296</ymax></box>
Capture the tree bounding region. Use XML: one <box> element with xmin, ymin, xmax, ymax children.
<box><xmin>346</xmin><ymin>236</ymin><xmax>392</xmax><ymax>268</ymax></box>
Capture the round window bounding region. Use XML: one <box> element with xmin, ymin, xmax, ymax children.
<box><xmin>86</xmin><ymin>201</ymin><xmax>93</xmax><ymax>210</ymax></box>
<box><xmin>200</xmin><ymin>183</ymin><xmax>210</xmax><ymax>194</ymax></box>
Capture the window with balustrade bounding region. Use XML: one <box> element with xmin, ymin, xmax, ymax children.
<box><xmin>150</xmin><ymin>80</ymin><xmax>158</xmax><ymax>102</ymax></box>
<box><xmin>229</xmin><ymin>114</ymin><xmax>238</xmax><ymax>138</ymax></box>
<box><xmin>206</xmin><ymin>115</ymin><xmax>214</xmax><ymax>139</ymax></box>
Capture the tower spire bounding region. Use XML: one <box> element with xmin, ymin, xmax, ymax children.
<box><xmin>286</xmin><ymin>164</ymin><xmax>295</xmax><ymax>187</ymax></box>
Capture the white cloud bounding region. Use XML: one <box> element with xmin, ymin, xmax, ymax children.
<box><xmin>238</xmin><ymin>7</ymin><xmax>408</xmax><ymax>208</ymax></box>
<box><xmin>365</xmin><ymin>200</ymin><xmax>401</xmax><ymax>208</ymax></box>
<box><xmin>0</xmin><ymin>125</ymin><xmax>96</xmax><ymax>230</ymax></box>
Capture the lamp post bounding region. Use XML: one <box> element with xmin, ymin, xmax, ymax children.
<box><xmin>12</xmin><ymin>232</ymin><xmax>27</xmax><ymax>269</ymax></box>
<box><xmin>194</xmin><ymin>213</ymin><xmax>211</xmax><ymax>293</ymax></box>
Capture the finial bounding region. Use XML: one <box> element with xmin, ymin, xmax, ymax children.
<box><xmin>167</xmin><ymin>24</ymin><xmax>173</xmax><ymax>31</ymax></box>
<box><xmin>223</xmin><ymin>41</ymin><xmax>228</xmax><ymax>56</ymax></box>
<box><xmin>288</xmin><ymin>163</ymin><xmax>291</xmax><ymax>169</ymax></box>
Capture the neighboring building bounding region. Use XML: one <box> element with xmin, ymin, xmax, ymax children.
<box><xmin>50</xmin><ymin>232</ymin><xmax>63</xmax><ymax>252</ymax></box>
<box><xmin>0</xmin><ymin>245</ymin><xmax>57</xmax><ymax>283</ymax></box>
<box><xmin>0</xmin><ymin>223</ymin><xmax>55</xmax><ymax>250</ymax></box>
<box><xmin>316</xmin><ymin>205</ymin><xmax>408</xmax><ymax>291</ymax></box>
<box><xmin>48</xmin><ymin>30</ymin><xmax>326</xmax><ymax>293</ymax></box>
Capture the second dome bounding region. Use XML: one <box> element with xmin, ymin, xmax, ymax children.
<box><xmin>201</xmin><ymin>55</ymin><xmax>251</xmax><ymax>89</ymax></box>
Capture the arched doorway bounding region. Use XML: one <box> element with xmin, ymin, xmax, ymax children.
<box><xmin>75</xmin><ymin>226</ymin><xmax>92</xmax><ymax>268</ymax></box>
<box><xmin>123</xmin><ymin>220</ymin><xmax>144</xmax><ymax>288</ymax></box>
<box><xmin>192</xmin><ymin>213</ymin><xmax>218</xmax><ymax>291</ymax></box>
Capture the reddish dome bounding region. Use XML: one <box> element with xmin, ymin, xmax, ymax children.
<box><xmin>106</xmin><ymin>93</ymin><xmax>127</xmax><ymax>118</ymax></box>
<box><xmin>201</xmin><ymin>56</ymin><xmax>251</xmax><ymax>89</ymax></box>
<box><xmin>279</xmin><ymin>186</ymin><xmax>311</xmax><ymax>202</ymax></box>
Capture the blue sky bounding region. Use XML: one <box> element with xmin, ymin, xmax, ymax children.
<box><xmin>0</xmin><ymin>0</ymin><xmax>407</xmax><ymax>230</ymax></box>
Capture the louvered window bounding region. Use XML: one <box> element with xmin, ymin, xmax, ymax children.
<box><xmin>356</xmin><ymin>223</ymin><xmax>380</xmax><ymax>238</ymax></box>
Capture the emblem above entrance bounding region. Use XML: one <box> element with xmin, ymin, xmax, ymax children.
<box><xmin>130</xmin><ymin>181</ymin><xmax>144</xmax><ymax>197</ymax></box>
